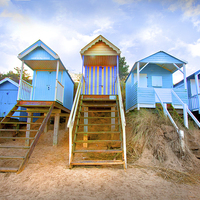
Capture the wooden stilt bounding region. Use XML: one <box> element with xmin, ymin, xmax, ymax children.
<box><xmin>44</xmin><ymin>113</ymin><xmax>48</xmax><ymax>133</ymax></box>
<box><xmin>25</xmin><ymin>112</ymin><xmax>32</xmax><ymax>146</ymax></box>
<box><xmin>53</xmin><ymin>113</ymin><xmax>60</xmax><ymax>146</ymax></box>
<box><xmin>83</xmin><ymin>107</ymin><xmax>88</xmax><ymax>148</ymax></box>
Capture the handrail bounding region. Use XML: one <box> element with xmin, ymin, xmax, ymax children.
<box><xmin>155</xmin><ymin>90</ymin><xmax>185</xmax><ymax>152</ymax></box>
<box><xmin>67</xmin><ymin>75</ymin><xmax>83</xmax><ymax>166</ymax></box>
<box><xmin>155</xmin><ymin>90</ymin><xmax>179</xmax><ymax>132</ymax></box>
<box><xmin>21</xmin><ymin>79</ymin><xmax>33</xmax><ymax>88</ymax></box>
<box><xmin>172</xmin><ymin>90</ymin><xmax>200</xmax><ymax>128</ymax></box>
<box><xmin>116</xmin><ymin>75</ymin><xmax>127</xmax><ymax>168</ymax></box>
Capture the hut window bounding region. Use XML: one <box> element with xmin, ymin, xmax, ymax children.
<box><xmin>152</xmin><ymin>76</ymin><xmax>162</xmax><ymax>87</ymax></box>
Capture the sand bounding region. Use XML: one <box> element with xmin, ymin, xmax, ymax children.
<box><xmin>0</xmin><ymin>123</ymin><xmax>200</xmax><ymax>200</ymax></box>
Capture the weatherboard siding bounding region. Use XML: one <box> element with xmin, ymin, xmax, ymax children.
<box><xmin>138</xmin><ymin>88</ymin><xmax>155</xmax><ymax>104</ymax></box>
<box><xmin>23</xmin><ymin>47</ymin><xmax>55</xmax><ymax>61</ymax></box>
<box><xmin>0</xmin><ymin>81</ymin><xmax>18</xmax><ymax>117</ymax></box>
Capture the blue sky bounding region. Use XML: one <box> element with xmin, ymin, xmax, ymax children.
<box><xmin>0</xmin><ymin>0</ymin><xmax>200</xmax><ymax>83</ymax></box>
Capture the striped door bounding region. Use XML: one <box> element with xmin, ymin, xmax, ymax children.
<box><xmin>84</xmin><ymin>66</ymin><xmax>117</xmax><ymax>95</ymax></box>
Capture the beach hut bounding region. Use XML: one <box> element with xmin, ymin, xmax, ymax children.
<box><xmin>174</xmin><ymin>70</ymin><xmax>200</xmax><ymax>118</ymax></box>
<box><xmin>0</xmin><ymin>40</ymin><xmax>74</xmax><ymax>173</ymax></box>
<box><xmin>67</xmin><ymin>35</ymin><xmax>127</xmax><ymax>169</ymax></box>
<box><xmin>0</xmin><ymin>78</ymin><xmax>19</xmax><ymax>118</ymax></box>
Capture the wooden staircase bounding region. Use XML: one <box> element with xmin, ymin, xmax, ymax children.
<box><xmin>0</xmin><ymin>101</ymin><xmax>54</xmax><ymax>173</ymax></box>
<box><xmin>70</xmin><ymin>95</ymin><xmax>125</xmax><ymax>168</ymax></box>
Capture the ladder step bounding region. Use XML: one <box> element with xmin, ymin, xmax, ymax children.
<box><xmin>0</xmin><ymin>156</ymin><xmax>24</xmax><ymax>159</ymax></box>
<box><xmin>77</xmin><ymin>124</ymin><xmax>119</xmax><ymax>126</ymax></box>
<box><xmin>74</xmin><ymin>149</ymin><xmax>122</xmax><ymax>153</ymax></box>
<box><xmin>0</xmin><ymin>122</ymin><xmax>41</xmax><ymax>125</ymax></box>
<box><xmin>79</xmin><ymin>117</ymin><xmax>118</xmax><ymax>119</ymax></box>
<box><xmin>80</xmin><ymin>110</ymin><xmax>118</xmax><ymax>113</ymax></box>
<box><xmin>75</xmin><ymin>140</ymin><xmax>121</xmax><ymax>143</ymax></box>
<box><xmin>76</xmin><ymin>131</ymin><xmax>120</xmax><ymax>134</ymax></box>
<box><xmin>82</xmin><ymin>104</ymin><xmax>116</xmax><ymax>107</ymax></box>
<box><xmin>17</xmin><ymin>105</ymin><xmax>51</xmax><ymax>107</ymax></box>
<box><xmin>7</xmin><ymin>116</ymin><xmax>44</xmax><ymax>118</ymax></box>
<box><xmin>0</xmin><ymin>167</ymin><xmax>19</xmax><ymax>172</ymax></box>
<box><xmin>71</xmin><ymin>160</ymin><xmax>124</xmax><ymax>166</ymax></box>
<box><xmin>0</xmin><ymin>129</ymin><xmax>37</xmax><ymax>132</ymax></box>
<box><xmin>0</xmin><ymin>137</ymin><xmax>35</xmax><ymax>140</ymax></box>
<box><xmin>12</xmin><ymin>110</ymin><xmax>49</xmax><ymax>113</ymax></box>
<box><xmin>0</xmin><ymin>146</ymin><xmax>30</xmax><ymax>149</ymax></box>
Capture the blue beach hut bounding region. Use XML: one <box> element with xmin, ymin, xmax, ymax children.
<box><xmin>0</xmin><ymin>78</ymin><xmax>19</xmax><ymax>118</ymax></box>
<box><xmin>174</xmin><ymin>70</ymin><xmax>200</xmax><ymax>117</ymax></box>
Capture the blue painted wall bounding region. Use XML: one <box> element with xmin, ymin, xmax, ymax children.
<box><xmin>132</xmin><ymin>64</ymin><xmax>173</xmax><ymax>88</ymax></box>
<box><xmin>0</xmin><ymin>81</ymin><xmax>18</xmax><ymax>117</ymax></box>
<box><xmin>31</xmin><ymin>70</ymin><xmax>74</xmax><ymax>110</ymax></box>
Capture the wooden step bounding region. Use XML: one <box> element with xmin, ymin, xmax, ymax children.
<box><xmin>82</xmin><ymin>99</ymin><xmax>116</xmax><ymax>102</ymax></box>
<box><xmin>0</xmin><ymin>122</ymin><xmax>42</xmax><ymax>125</ymax></box>
<box><xmin>0</xmin><ymin>167</ymin><xmax>19</xmax><ymax>172</ymax></box>
<box><xmin>79</xmin><ymin>117</ymin><xmax>118</xmax><ymax>119</ymax></box>
<box><xmin>82</xmin><ymin>104</ymin><xmax>116</xmax><ymax>107</ymax></box>
<box><xmin>0</xmin><ymin>146</ymin><xmax>30</xmax><ymax>149</ymax></box>
<box><xmin>0</xmin><ymin>137</ymin><xmax>34</xmax><ymax>140</ymax></box>
<box><xmin>73</xmin><ymin>149</ymin><xmax>122</xmax><ymax>153</ymax></box>
<box><xmin>80</xmin><ymin>110</ymin><xmax>118</xmax><ymax>113</ymax></box>
<box><xmin>76</xmin><ymin>131</ymin><xmax>120</xmax><ymax>135</ymax></box>
<box><xmin>12</xmin><ymin>110</ymin><xmax>49</xmax><ymax>113</ymax></box>
<box><xmin>77</xmin><ymin>124</ymin><xmax>120</xmax><ymax>126</ymax></box>
<box><xmin>7</xmin><ymin>116</ymin><xmax>44</xmax><ymax>118</ymax></box>
<box><xmin>0</xmin><ymin>156</ymin><xmax>24</xmax><ymax>159</ymax></box>
<box><xmin>0</xmin><ymin>129</ymin><xmax>37</xmax><ymax>132</ymax></box>
<box><xmin>75</xmin><ymin>140</ymin><xmax>121</xmax><ymax>143</ymax></box>
<box><xmin>71</xmin><ymin>160</ymin><xmax>124</xmax><ymax>166</ymax></box>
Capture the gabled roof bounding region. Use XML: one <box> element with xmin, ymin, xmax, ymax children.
<box><xmin>18</xmin><ymin>40</ymin><xmax>59</xmax><ymax>60</ymax></box>
<box><xmin>17</xmin><ymin>40</ymin><xmax>69</xmax><ymax>71</ymax></box>
<box><xmin>174</xmin><ymin>69</ymin><xmax>200</xmax><ymax>87</ymax></box>
<box><xmin>0</xmin><ymin>78</ymin><xmax>19</xmax><ymax>87</ymax></box>
<box><xmin>80</xmin><ymin>35</ymin><xmax>121</xmax><ymax>55</ymax></box>
<box><xmin>125</xmin><ymin>51</ymin><xmax>187</xmax><ymax>82</ymax></box>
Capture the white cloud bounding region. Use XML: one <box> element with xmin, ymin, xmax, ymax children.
<box><xmin>0</xmin><ymin>0</ymin><xmax>9</xmax><ymax>7</ymax></box>
<box><xmin>112</xmin><ymin>0</ymin><xmax>140</xmax><ymax>4</ymax></box>
<box><xmin>188</xmin><ymin>39</ymin><xmax>200</xmax><ymax>57</ymax></box>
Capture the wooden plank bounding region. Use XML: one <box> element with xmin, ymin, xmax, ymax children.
<box><xmin>82</xmin><ymin>104</ymin><xmax>116</xmax><ymax>107</ymax></box>
<box><xmin>71</xmin><ymin>160</ymin><xmax>124</xmax><ymax>165</ymax></box>
<box><xmin>0</xmin><ymin>146</ymin><xmax>30</xmax><ymax>149</ymax></box>
<box><xmin>26</xmin><ymin>112</ymin><xmax>32</xmax><ymax>146</ymax></box>
<box><xmin>17</xmin><ymin>101</ymin><xmax>54</xmax><ymax>106</ymax></box>
<box><xmin>80</xmin><ymin>110</ymin><xmax>118</xmax><ymax>113</ymax></box>
<box><xmin>111</xmin><ymin>106</ymin><xmax>115</xmax><ymax>139</ymax></box>
<box><xmin>0</xmin><ymin>129</ymin><xmax>37</xmax><ymax>132</ymax></box>
<box><xmin>74</xmin><ymin>149</ymin><xmax>122</xmax><ymax>153</ymax></box>
<box><xmin>12</xmin><ymin>109</ymin><xmax>49</xmax><ymax>113</ymax></box>
<box><xmin>53</xmin><ymin>113</ymin><xmax>60</xmax><ymax>146</ymax></box>
<box><xmin>77</xmin><ymin>131</ymin><xmax>120</xmax><ymax>134</ymax></box>
<box><xmin>0</xmin><ymin>156</ymin><xmax>24</xmax><ymax>159</ymax></box>
<box><xmin>0</xmin><ymin>137</ymin><xmax>34</xmax><ymax>140</ymax></box>
<box><xmin>0</xmin><ymin>167</ymin><xmax>18</xmax><ymax>172</ymax></box>
<box><xmin>7</xmin><ymin>115</ymin><xmax>45</xmax><ymax>118</ymax></box>
<box><xmin>75</xmin><ymin>140</ymin><xmax>121</xmax><ymax>143</ymax></box>
<box><xmin>78</xmin><ymin>124</ymin><xmax>120</xmax><ymax>126</ymax></box>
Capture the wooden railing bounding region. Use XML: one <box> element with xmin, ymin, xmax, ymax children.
<box><xmin>172</xmin><ymin>90</ymin><xmax>200</xmax><ymax>128</ymax></box>
<box><xmin>188</xmin><ymin>94</ymin><xmax>200</xmax><ymax>111</ymax></box>
<box><xmin>17</xmin><ymin>80</ymin><xmax>33</xmax><ymax>100</ymax></box>
<box><xmin>116</xmin><ymin>75</ymin><xmax>127</xmax><ymax>169</ymax></box>
<box><xmin>67</xmin><ymin>75</ymin><xmax>83</xmax><ymax>166</ymax></box>
<box><xmin>154</xmin><ymin>89</ymin><xmax>185</xmax><ymax>152</ymax></box>
<box><xmin>56</xmin><ymin>80</ymin><xmax>64</xmax><ymax>104</ymax></box>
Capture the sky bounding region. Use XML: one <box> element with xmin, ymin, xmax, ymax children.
<box><xmin>0</xmin><ymin>0</ymin><xmax>200</xmax><ymax>83</ymax></box>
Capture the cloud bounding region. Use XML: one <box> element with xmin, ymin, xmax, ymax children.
<box><xmin>188</xmin><ymin>39</ymin><xmax>200</xmax><ymax>57</ymax></box>
<box><xmin>0</xmin><ymin>0</ymin><xmax>9</xmax><ymax>7</ymax></box>
<box><xmin>112</xmin><ymin>0</ymin><xmax>141</xmax><ymax>4</ymax></box>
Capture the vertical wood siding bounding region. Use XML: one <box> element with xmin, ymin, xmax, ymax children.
<box><xmin>84</xmin><ymin>66</ymin><xmax>117</xmax><ymax>95</ymax></box>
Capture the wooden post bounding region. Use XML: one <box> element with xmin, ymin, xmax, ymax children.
<box><xmin>53</xmin><ymin>113</ymin><xmax>60</xmax><ymax>146</ymax></box>
<box><xmin>54</xmin><ymin>60</ymin><xmax>60</xmax><ymax>101</ymax></box>
<box><xmin>163</xmin><ymin>103</ymin><xmax>167</xmax><ymax>116</ymax></box>
<box><xmin>25</xmin><ymin>112</ymin><xmax>32</xmax><ymax>146</ymax></box>
<box><xmin>111</xmin><ymin>106</ymin><xmax>115</xmax><ymax>139</ymax></box>
<box><xmin>44</xmin><ymin>113</ymin><xmax>48</xmax><ymax>133</ymax></box>
<box><xmin>17</xmin><ymin>61</ymin><xmax>24</xmax><ymax>100</ymax></box>
<box><xmin>137</xmin><ymin>62</ymin><xmax>140</xmax><ymax>87</ymax></box>
<box><xmin>83</xmin><ymin>107</ymin><xmax>88</xmax><ymax>148</ymax></box>
<box><xmin>183</xmin><ymin>64</ymin><xmax>187</xmax><ymax>90</ymax></box>
<box><xmin>183</xmin><ymin>104</ymin><xmax>189</xmax><ymax>129</ymax></box>
<box><xmin>195</xmin><ymin>74</ymin><xmax>200</xmax><ymax>114</ymax></box>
